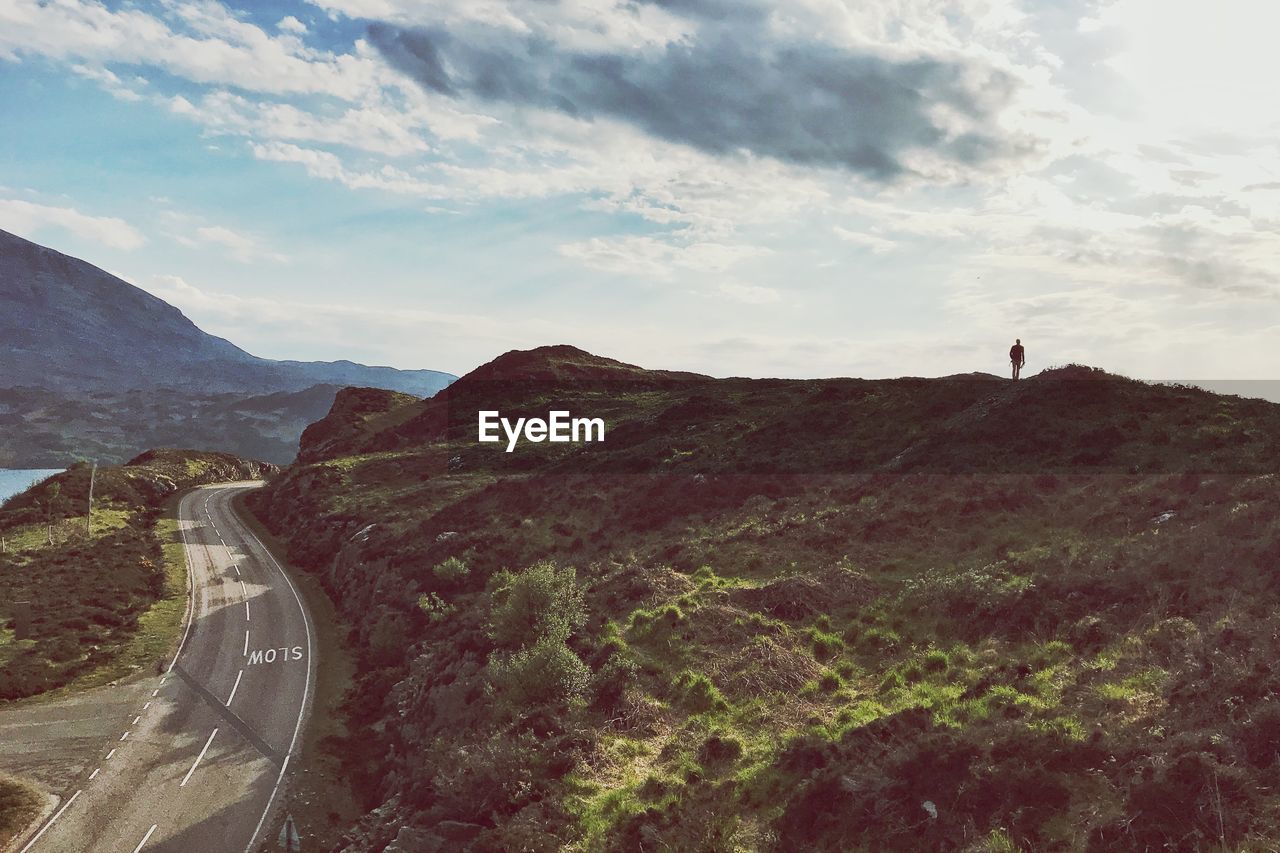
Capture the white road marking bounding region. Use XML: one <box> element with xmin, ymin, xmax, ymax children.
<box><xmin>180</xmin><ymin>728</ymin><xmax>218</xmax><ymax>788</ymax></box>
<box><xmin>88</xmin><ymin>768</ymin><xmax>100</xmax><ymax>781</ymax></box>
<box><xmin>18</xmin><ymin>789</ymin><xmax>81</xmax><ymax>853</ymax></box>
<box><xmin>151</xmin><ymin>689</ymin><xmax>159</xmax><ymax>697</ymax></box>
<box><xmin>105</xmin><ymin>749</ymin><xmax>116</xmax><ymax>760</ymax></box>
<box><xmin>239</xmin><ymin>579</ymin><xmax>247</xmax><ymax>598</ymax></box>
<box><xmin>227</xmin><ymin>669</ymin><xmax>244</xmax><ymax>705</ymax></box>
<box><xmin>169</xmin><ymin>506</ymin><xmax>199</xmax><ymax>673</ymax></box>
<box><xmin>243</xmin><ymin>630</ymin><xmax>250</xmax><ymax>656</ymax></box>
<box><xmin>119</xmin><ymin>731</ymin><xmax>129</xmax><ymax>741</ymax></box>
<box><xmin>143</xmin><ymin>702</ymin><xmax>151</xmax><ymax>710</ymax></box>
<box><xmin>132</xmin><ymin>716</ymin><xmax>140</xmax><ymax>725</ymax></box>
<box><xmin>245</xmin><ymin>600</ymin><xmax>250</xmax><ymax>621</ymax></box>
<box><xmin>239</xmin><ymin>495</ymin><xmax>315</xmax><ymax>853</ymax></box>
<box><xmin>234</xmin><ymin>565</ymin><xmax>241</xmax><ymax>577</ymax></box>
<box><xmin>131</xmin><ymin>824</ymin><xmax>158</xmax><ymax>852</ymax></box>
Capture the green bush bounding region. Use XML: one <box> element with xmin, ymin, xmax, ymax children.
<box><xmin>672</xmin><ymin>670</ymin><xmax>729</xmax><ymax>714</ymax></box>
<box><xmin>810</xmin><ymin>629</ymin><xmax>844</xmax><ymax>661</ymax></box>
<box><xmin>489</xmin><ymin>561</ymin><xmax>587</xmax><ymax>647</ymax></box>
<box><xmin>433</xmin><ymin>556</ymin><xmax>470</xmax><ymax>583</ymax></box>
<box><xmin>491</xmin><ymin>635</ymin><xmax>591</xmax><ymax>706</ymax></box>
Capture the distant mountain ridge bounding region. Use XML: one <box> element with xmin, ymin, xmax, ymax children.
<box><xmin>0</xmin><ymin>228</ymin><xmax>454</xmax><ymax>396</ymax></box>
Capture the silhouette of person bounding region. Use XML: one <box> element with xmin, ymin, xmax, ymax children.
<box><xmin>1009</xmin><ymin>339</ymin><xmax>1025</xmax><ymax>380</ymax></box>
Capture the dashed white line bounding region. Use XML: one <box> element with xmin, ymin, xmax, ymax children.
<box><xmin>105</xmin><ymin>749</ymin><xmax>116</xmax><ymax>760</ymax></box>
<box><xmin>131</xmin><ymin>824</ymin><xmax>158</xmax><ymax>852</ymax></box>
<box><xmin>132</xmin><ymin>716</ymin><xmax>141</xmax><ymax>725</ymax></box>
<box><xmin>243</xmin><ymin>630</ymin><xmax>250</xmax><ymax>656</ymax></box>
<box><xmin>143</xmin><ymin>702</ymin><xmax>151</xmax><ymax>710</ymax></box>
<box><xmin>151</xmin><ymin>689</ymin><xmax>159</xmax><ymax>698</ymax></box>
<box><xmin>180</xmin><ymin>728</ymin><xmax>218</xmax><ymax>788</ymax></box>
<box><xmin>88</xmin><ymin>768</ymin><xmax>100</xmax><ymax>781</ymax></box>
<box><xmin>18</xmin><ymin>789</ymin><xmax>81</xmax><ymax>853</ymax></box>
<box><xmin>244</xmin><ymin>600</ymin><xmax>250</xmax><ymax>621</ymax></box>
<box><xmin>227</xmin><ymin>669</ymin><xmax>244</xmax><ymax>705</ymax></box>
<box><xmin>239</xmin><ymin>579</ymin><xmax>247</xmax><ymax>599</ymax></box>
<box><xmin>237</xmin><ymin>492</ymin><xmax>315</xmax><ymax>853</ymax></box>
<box><xmin>119</xmin><ymin>731</ymin><xmax>130</xmax><ymax>741</ymax></box>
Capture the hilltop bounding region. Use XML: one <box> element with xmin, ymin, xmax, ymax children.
<box><xmin>0</xmin><ymin>229</ymin><xmax>456</xmax><ymax>464</ymax></box>
<box><xmin>248</xmin><ymin>347</ymin><xmax>1280</xmax><ymax>850</ymax></box>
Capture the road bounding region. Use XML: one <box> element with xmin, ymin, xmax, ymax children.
<box><xmin>6</xmin><ymin>483</ymin><xmax>315</xmax><ymax>852</ymax></box>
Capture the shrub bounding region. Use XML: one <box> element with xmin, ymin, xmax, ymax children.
<box><xmin>672</xmin><ymin>670</ymin><xmax>728</xmax><ymax>714</ymax></box>
<box><xmin>922</xmin><ymin>648</ymin><xmax>950</xmax><ymax>673</ymax></box>
<box><xmin>591</xmin><ymin>653</ymin><xmax>639</xmax><ymax>709</ymax></box>
<box><xmin>433</xmin><ymin>556</ymin><xmax>470</xmax><ymax>584</ymax></box>
<box><xmin>810</xmin><ymin>629</ymin><xmax>844</xmax><ymax>661</ymax></box>
<box><xmin>489</xmin><ymin>561</ymin><xmax>587</xmax><ymax>647</ymax></box>
<box><xmin>491</xmin><ymin>635</ymin><xmax>591</xmax><ymax>707</ymax></box>
<box><xmin>698</xmin><ymin>732</ymin><xmax>744</xmax><ymax>767</ymax></box>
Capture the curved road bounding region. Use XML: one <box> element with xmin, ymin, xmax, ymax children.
<box><xmin>17</xmin><ymin>483</ymin><xmax>315</xmax><ymax>852</ymax></box>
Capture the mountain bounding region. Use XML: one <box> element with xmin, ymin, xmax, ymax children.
<box><xmin>0</xmin><ymin>229</ymin><xmax>456</xmax><ymax>464</ymax></box>
<box><xmin>0</xmin><ymin>228</ymin><xmax>454</xmax><ymax>396</ymax></box>
<box><xmin>246</xmin><ymin>346</ymin><xmax>1280</xmax><ymax>850</ymax></box>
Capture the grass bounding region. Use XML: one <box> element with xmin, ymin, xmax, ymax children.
<box><xmin>0</xmin><ymin>773</ymin><xmax>44</xmax><ymax>848</ymax></box>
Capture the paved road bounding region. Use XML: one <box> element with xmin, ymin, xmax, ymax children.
<box><xmin>9</xmin><ymin>483</ymin><xmax>315</xmax><ymax>852</ymax></box>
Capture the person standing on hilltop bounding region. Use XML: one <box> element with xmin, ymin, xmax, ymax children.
<box><xmin>1009</xmin><ymin>338</ymin><xmax>1026</xmax><ymax>381</ymax></box>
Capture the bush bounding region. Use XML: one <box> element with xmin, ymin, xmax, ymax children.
<box><xmin>489</xmin><ymin>561</ymin><xmax>587</xmax><ymax>647</ymax></box>
<box><xmin>433</xmin><ymin>556</ymin><xmax>470</xmax><ymax>584</ymax></box>
<box><xmin>810</xmin><ymin>629</ymin><xmax>844</xmax><ymax>661</ymax></box>
<box><xmin>672</xmin><ymin>670</ymin><xmax>728</xmax><ymax>714</ymax></box>
<box><xmin>591</xmin><ymin>653</ymin><xmax>640</xmax><ymax>709</ymax></box>
<box><xmin>491</xmin><ymin>635</ymin><xmax>591</xmax><ymax>707</ymax></box>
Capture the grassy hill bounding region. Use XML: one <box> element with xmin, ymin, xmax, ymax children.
<box><xmin>248</xmin><ymin>347</ymin><xmax>1280</xmax><ymax>850</ymax></box>
<box><xmin>0</xmin><ymin>450</ymin><xmax>275</xmax><ymax>702</ymax></box>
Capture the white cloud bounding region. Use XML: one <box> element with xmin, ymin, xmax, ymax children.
<box><xmin>0</xmin><ymin>197</ymin><xmax>146</xmax><ymax>250</ymax></box>
<box><xmin>832</xmin><ymin>226</ymin><xmax>897</xmax><ymax>254</ymax></box>
<box><xmin>719</xmin><ymin>282</ymin><xmax>781</xmax><ymax>304</ymax></box>
<box><xmin>277</xmin><ymin>15</ymin><xmax>308</xmax><ymax>35</ymax></box>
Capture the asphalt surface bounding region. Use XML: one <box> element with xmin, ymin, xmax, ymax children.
<box><xmin>6</xmin><ymin>483</ymin><xmax>316</xmax><ymax>852</ymax></box>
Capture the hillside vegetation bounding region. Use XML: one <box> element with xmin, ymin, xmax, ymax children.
<box><xmin>249</xmin><ymin>347</ymin><xmax>1280</xmax><ymax>850</ymax></box>
<box><xmin>0</xmin><ymin>450</ymin><xmax>274</xmax><ymax>701</ymax></box>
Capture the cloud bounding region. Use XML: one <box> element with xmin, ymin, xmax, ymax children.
<box><xmin>0</xmin><ymin>197</ymin><xmax>146</xmax><ymax>250</ymax></box>
<box><xmin>719</xmin><ymin>281</ymin><xmax>781</xmax><ymax>304</ymax></box>
<box><xmin>277</xmin><ymin>16</ymin><xmax>307</xmax><ymax>35</ymax></box>
<box><xmin>168</xmin><ymin>90</ymin><xmax>433</xmax><ymax>157</ymax></box>
<box><xmin>557</xmin><ymin>235</ymin><xmax>767</xmax><ymax>277</ymax></box>
<box><xmin>832</xmin><ymin>226</ymin><xmax>897</xmax><ymax>253</ymax></box>
<box><xmin>368</xmin><ymin>19</ymin><xmax>1035</xmax><ymax>180</ymax></box>
<box><xmin>0</xmin><ymin>0</ymin><xmax>382</xmax><ymax>100</ymax></box>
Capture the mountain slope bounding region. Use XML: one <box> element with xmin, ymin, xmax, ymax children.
<box><xmin>247</xmin><ymin>347</ymin><xmax>1280</xmax><ymax>851</ymax></box>
<box><xmin>0</xmin><ymin>228</ymin><xmax>454</xmax><ymax>396</ymax></box>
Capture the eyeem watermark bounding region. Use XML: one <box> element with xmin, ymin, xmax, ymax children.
<box><xmin>478</xmin><ymin>410</ymin><xmax>605</xmax><ymax>452</ymax></box>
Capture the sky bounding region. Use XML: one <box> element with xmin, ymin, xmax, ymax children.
<box><xmin>3</xmin><ymin>0</ymin><xmax>1280</xmax><ymax>380</ymax></box>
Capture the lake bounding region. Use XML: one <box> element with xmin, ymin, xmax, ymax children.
<box><xmin>0</xmin><ymin>469</ymin><xmax>64</xmax><ymax>504</ymax></box>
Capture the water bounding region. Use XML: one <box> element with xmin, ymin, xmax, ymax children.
<box><xmin>0</xmin><ymin>469</ymin><xmax>64</xmax><ymax>504</ymax></box>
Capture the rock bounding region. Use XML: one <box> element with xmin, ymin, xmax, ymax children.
<box><xmin>383</xmin><ymin>826</ymin><xmax>446</xmax><ymax>853</ymax></box>
<box><xmin>435</xmin><ymin>820</ymin><xmax>485</xmax><ymax>843</ymax></box>
<box><xmin>1152</xmin><ymin>510</ymin><xmax>1176</xmax><ymax>524</ymax></box>
<box><xmin>436</xmin><ymin>531</ymin><xmax>459</xmax><ymax>542</ymax></box>
<box><xmin>448</xmin><ymin>455</ymin><xmax>463</xmax><ymax>471</ymax></box>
